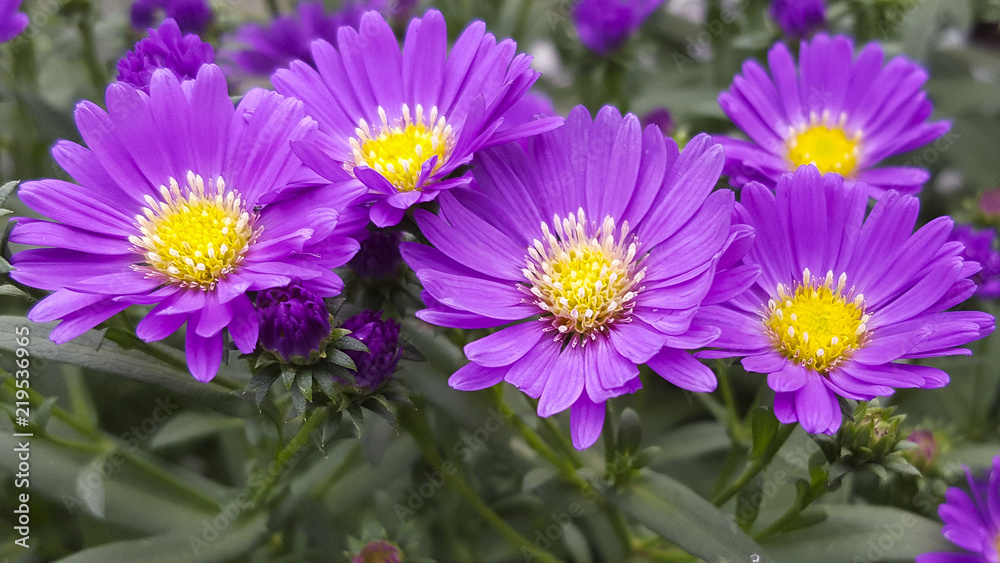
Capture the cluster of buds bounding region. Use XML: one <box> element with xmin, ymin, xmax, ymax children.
<box><xmin>245</xmin><ymin>283</ymin><xmax>412</xmax><ymax>435</ymax></box>
<box><xmin>815</xmin><ymin>402</ymin><xmax>920</xmax><ymax>484</ymax></box>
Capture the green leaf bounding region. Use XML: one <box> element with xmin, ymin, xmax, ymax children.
<box><xmin>750</xmin><ymin>407</ymin><xmax>780</xmax><ymax>459</ymax></box>
<box><xmin>0</xmin><ymin>179</ymin><xmax>18</xmax><ymax>207</ymax></box>
<box><xmin>56</xmin><ymin>513</ymin><xmax>268</xmax><ymax>563</ymax></box>
<box><xmin>328</xmin><ymin>348</ymin><xmax>358</xmax><ymax>371</ymax></box>
<box><xmin>0</xmin><ymin>318</ymin><xmax>255</xmax><ymax>417</ymax></box>
<box><xmin>735</xmin><ymin>477</ymin><xmax>764</xmax><ymax>531</ymax></box>
<box><xmin>605</xmin><ymin>469</ymin><xmax>772</xmax><ymax>561</ymax></box>
<box><xmin>148</xmin><ymin>411</ymin><xmax>245</xmax><ymax>450</ymax></box>
<box><xmin>760</xmin><ymin>505</ymin><xmax>953</xmax><ymax>562</ymax></box>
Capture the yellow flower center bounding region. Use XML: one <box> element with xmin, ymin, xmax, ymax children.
<box><xmin>129</xmin><ymin>172</ymin><xmax>257</xmax><ymax>290</ymax></box>
<box><xmin>764</xmin><ymin>269</ymin><xmax>870</xmax><ymax>373</ymax></box>
<box><xmin>348</xmin><ymin>104</ymin><xmax>454</xmax><ymax>193</ymax></box>
<box><xmin>521</xmin><ymin>208</ymin><xmax>646</xmax><ymax>346</ymax></box>
<box><xmin>787</xmin><ymin>124</ymin><xmax>861</xmax><ymax>176</ymax></box>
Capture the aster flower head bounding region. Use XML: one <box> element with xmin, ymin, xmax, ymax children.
<box><xmin>700</xmin><ymin>166</ymin><xmax>994</xmax><ymax>434</ymax></box>
<box><xmin>917</xmin><ymin>455</ymin><xmax>1000</xmax><ymax>563</ymax></box>
<box><xmin>718</xmin><ymin>34</ymin><xmax>950</xmax><ymax>198</ymax></box>
<box><xmin>9</xmin><ymin>64</ymin><xmax>364</xmax><ymax>382</ymax></box>
<box><xmin>572</xmin><ymin>0</ymin><xmax>665</xmax><ymax>55</ymax></box>
<box><xmin>769</xmin><ymin>0</ymin><xmax>826</xmax><ymax>37</ymax></box>
<box><xmin>402</xmin><ymin>106</ymin><xmax>755</xmax><ymax>450</ymax></box>
<box><xmin>340</xmin><ymin>309</ymin><xmax>401</xmax><ymax>390</ymax></box>
<box><xmin>0</xmin><ymin>0</ymin><xmax>28</xmax><ymax>44</ymax></box>
<box><xmin>257</xmin><ymin>283</ymin><xmax>333</xmax><ymax>363</ymax></box>
<box><xmin>117</xmin><ymin>18</ymin><xmax>214</xmax><ymax>93</ymax></box>
<box><xmin>951</xmin><ymin>224</ymin><xmax>1000</xmax><ymax>298</ymax></box>
<box><xmin>273</xmin><ymin>9</ymin><xmax>562</xmax><ymax>227</ymax></box>
<box><xmin>230</xmin><ymin>0</ymin><xmax>386</xmax><ymax>77</ymax></box>
<box><xmin>131</xmin><ymin>0</ymin><xmax>212</xmax><ymax>35</ymax></box>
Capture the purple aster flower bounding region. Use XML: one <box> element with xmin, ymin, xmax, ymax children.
<box><xmin>699</xmin><ymin>166</ymin><xmax>994</xmax><ymax>434</ymax></box>
<box><xmin>9</xmin><ymin>65</ymin><xmax>364</xmax><ymax>382</ymax></box>
<box><xmin>769</xmin><ymin>0</ymin><xmax>826</xmax><ymax>37</ymax></box>
<box><xmin>230</xmin><ymin>1</ymin><xmax>386</xmax><ymax>77</ymax></box>
<box><xmin>951</xmin><ymin>225</ymin><xmax>1000</xmax><ymax>298</ymax></box>
<box><xmin>571</xmin><ymin>0</ymin><xmax>665</xmax><ymax>55</ymax></box>
<box><xmin>257</xmin><ymin>283</ymin><xmax>333</xmax><ymax>362</ymax></box>
<box><xmin>917</xmin><ymin>455</ymin><xmax>1000</xmax><ymax>563</ymax></box>
<box><xmin>351</xmin><ymin>540</ymin><xmax>403</xmax><ymax>563</ymax></box>
<box><xmin>117</xmin><ymin>18</ymin><xmax>214</xmax><ymax>93</ymax></box>
<box><xmin>717</xmin><ymin>34</ymin><xmax>950</xmax><ymax>198</ymax></box>
<box><xmin>131</xmin><ymin>0</ymin><xmax>212</xmax><ymax>35</ymax></box>
<box><xmin>401</xmin><ymin>106</ymin><xmax>755</xmax><ymax>450</ymax></box>
<box><xmin>273</xmin><ymin>9</ymin><xmax>563</xmax><ymax>228</ymax></box>
<box><xmin>0</xmin><ymin>0</ymin><xmax>28</xmax><ymax>43</ymax></box>
<box><xmin>349</xmin><ymin>228</ymin><xmax>404</xmax><ymax>280</ymax></box>
<box><xmin>340</xmin><ymin>309</ymin><xmax>401</xmax><ymax>390</ymax></box>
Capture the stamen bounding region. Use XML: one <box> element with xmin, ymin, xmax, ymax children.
<box><xmin>130</xmin><ymin>172</ymin><xmax>258</xmax><ymax>290</ymax></box>
<box><xmin>520</xmin><ymin>208</ymin><xmax>645</xmax><ymax>347</ymax></box>
<box><xmin>764</xmin><ymin>269</ymin><xmax>869</xmax><ymax>373</ymax></box>
<box><xmin>347</xmin><ymin>104</ymin><xmax>455</xmax><ymax>193</ymax></box>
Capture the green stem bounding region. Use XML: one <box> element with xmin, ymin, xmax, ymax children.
<box><xmin>712</xmin><ymin>423</ymin><xmax>796</xmax><ymax>506</ymax></box>
<box><xmin>76</xmin><ymin>13</ymin><xmax>106</xmax><ymax>93</ymax></box>
<box><xmin>1</xmin><ymin>380</ymin><xmax>222</xmax><ymax>509</ymax></box>
<box><xmin>249</xmin><ymin>407</ymin><xmax>330</xmax><ymax>506</ymax></box>
<box><xmin>309</xmin><ymin>442</ymin><xmax>361</xmax><ymax>499</ymax></box>
<box><xmin>715</xmin><ymin>360</ymin><xmax>743</xmax><ymax>440</ymax></box>
<box><xmin>753</xmin><ymin>480</ymin><xmax>825</xmax><ymax>540</ymax></box>
<box><xmin>495</xmin><ymin>389</ymin><xmax>633</xmax><ymax>556</ymax></box>
<box><xmin>401</xmin><ymin>406</ymin><xmax>562</xmax><ymax>563</ymax></box>
<box><xmin>492</xmin><ymin>388</ymin><xmax>587</xmax><ymax>490</ymax></box>
<box><xmin>539</xmin><ymin>415</ymin><xmax>583</xmax><ymax>468</ymax></box>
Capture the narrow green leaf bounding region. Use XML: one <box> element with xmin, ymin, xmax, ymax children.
<box><xmin>57</xmin><ymin>513</ymin><xmax>268</xmax><ymax>563</ymax></box>
<box><xmin>760</xmin><ymin>505</ymin><xmax>953</xmax><ymax>562</ymax></box>
<box><xmin>280</xmin><ymin>364</ymin><xmax>297</xmax><ymax>390</ymax></box>
<box><xmin>148</xmin><ymin>411</ymin><xmax>245</xmax><ymax>450</ymax></box>
<box><xmin>605</xmin><ymin>469</ymin><xmax>772</xmax><ymax>561</ymax></box>
<box><xmin>735</xmin><ymin>476</ymin><xmax>764</xmax><ymax>531</ymax></box>
<box><xmin>328</xmin><ymin>349</ymin><xmax>358</xmax><ymax>371</ymax></box>
<box><xmin>0</xmin><ymin>318</ymin><xmax>254</xmax><ymax>417</ymax></box>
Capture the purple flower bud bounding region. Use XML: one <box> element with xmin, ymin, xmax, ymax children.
<box><xmin>256</xmin><ymin>284</ymin><xmax>333</xmax><ymax>362</ymax></box>
<box><xmin>117</xmin><ymin>18</ymin><xmax>214</xmax><ymax>92</ymax></box>
<box><xmin>769</xmin><ymin>0</ymin><xmax>826</xmax><ymax>38</ymax></box>
<box><xmin>572</xmin><ymin>0</ymin><xmax>665</xmax><ymax>55</ymax></box>
<box><xmin>349</xmin><ymin>229</ymin><xmax>404</xmax><ymax>281</ymax></box>
<box><xmin>340</xmin><ymin>310</ymin><xmax>401</xmax><ymax>390</ymax></box>
<box><xmin>640</xmin><ymin>107</ymin><xmax>673</xmax><ymax>135</ymax></box>
<box><xmin>351</xmin><ymin>540</ymin><xmax>403</xmax><ymax>563</ymax></box>
<box><xmin>950</xmin><ymin>224</ymin><xmax>1000</xmax><ymax>298</ymax></box>
<box><xmin>130</xmin><ymin>0</ymin><xmax>212</xmax><ymax>35</ymax></box>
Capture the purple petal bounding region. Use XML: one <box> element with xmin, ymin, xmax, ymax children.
<box><xmin>569</xmin><ymin>393</ymin><xmax>605</xmax><ymax>450</ymax></box>
<box><xmin>449</xmin><ymin>362</ymin><xmax>508</xmax><ymax>391</ymax></box>
<box><xmin>646</xmin><ymin>347</ymin><xmax>717</xmax><ymax>392</ymax></box>
<box><xmin>185</xmin><ymin>325</ymin><xmax>223</xmax><ymax>382</ymax></box>
<box><xmin>464</xmin><ymin>321</ymin><xmax>545</xmax><ymax>367</ymax></box>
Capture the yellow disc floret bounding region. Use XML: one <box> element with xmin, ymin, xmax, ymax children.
<box><xmin>764</xmin><ymin>269</ymin><xmax>870</xmax><ymax>373</ymax></box>
<box><xmin>130</xmin><ymin>172</ymin><xmax>257</xmax><ymax>290</ymax></box>
<box><xmin>787</xmin><ymin>122</ymin><xmax>861</xmax><ymax>176</ymax></box>
<box><xmin>521</xmin><ymin>208</ymin><xmax>646</xmax><ymax>347</ymax></box>
<box><xmin>348</xmin><ymin>104</ymin><xmax>454</xmax><ymax>193</ymax></box>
